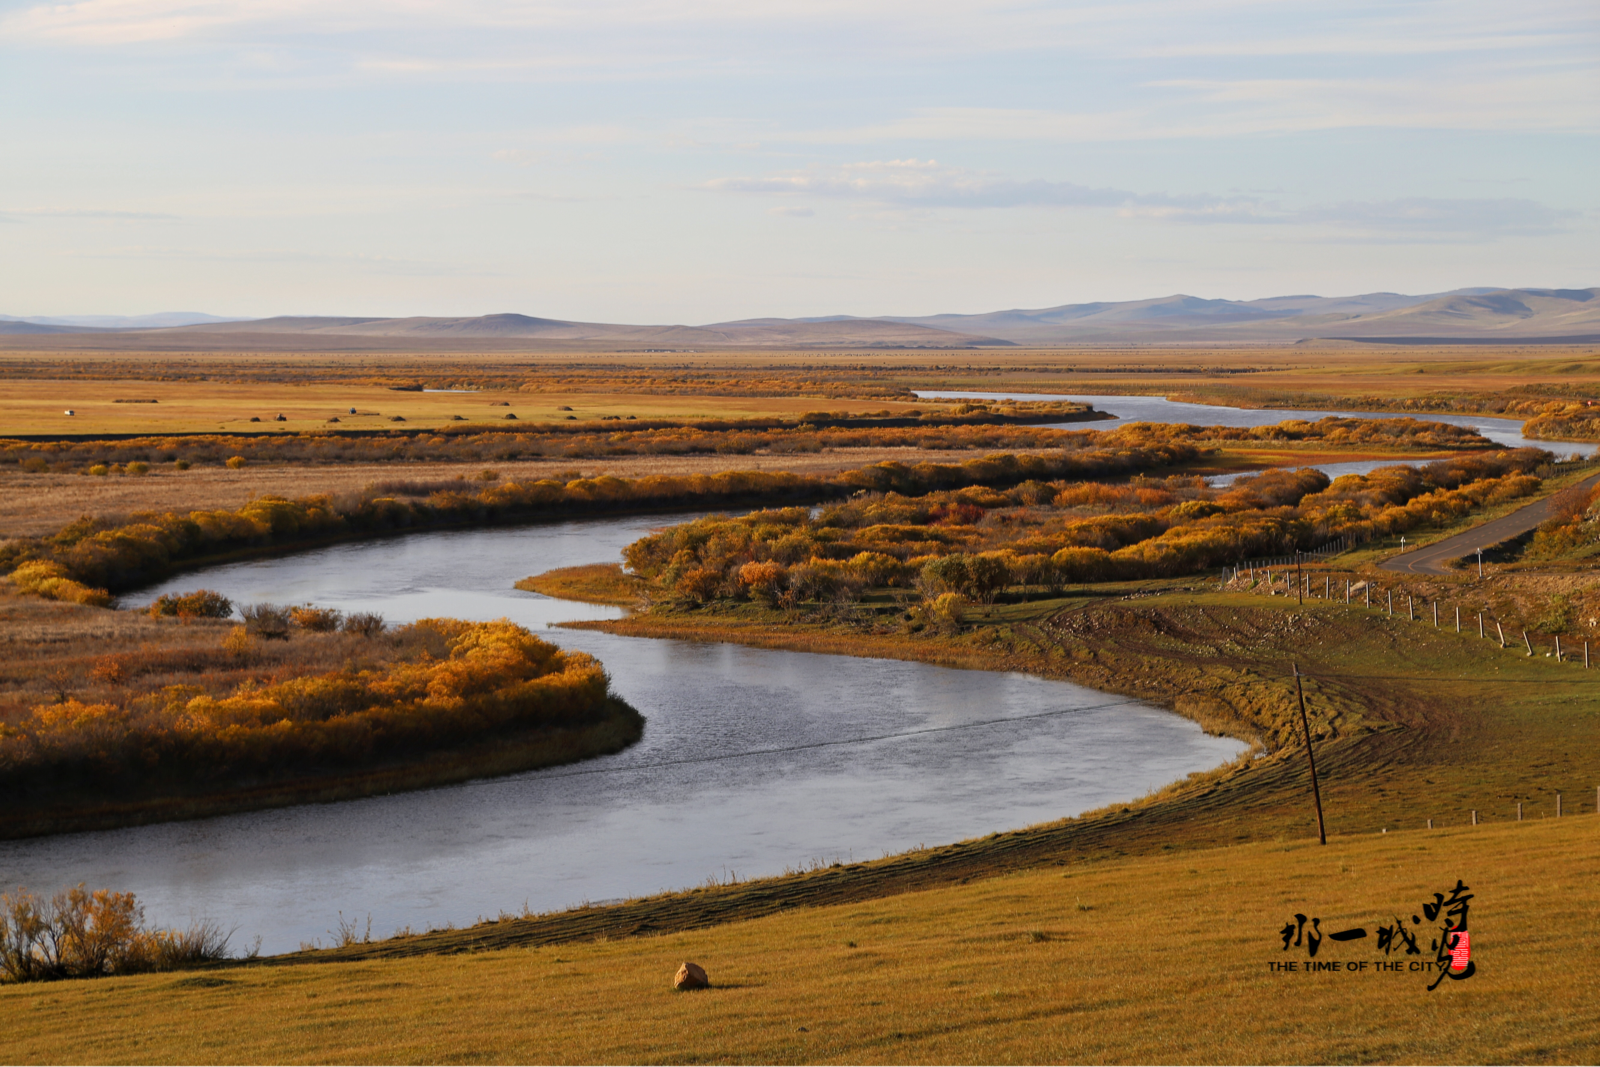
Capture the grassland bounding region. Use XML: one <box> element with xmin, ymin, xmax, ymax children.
<box><xmin>0</xmin><ymin>378</ymin><xmax>934</xmax><ymax>437</ymax></box>
<box><xmin>4</xmin><ymin>342</ymin><xmax>1600</xmax><ymax>434</ymax></box>
<box><xmin>3</xmin><ymin>345</ymin><xmax>1599</xmax><ymax>1061</ymax></box>
<box><xmin>2</xmin><ymin>808</ymin><xmax>1593</xmax><ymax>1062</ymax></box>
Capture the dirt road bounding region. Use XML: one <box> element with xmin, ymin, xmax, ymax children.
<box><xmin>1380</xmin><ymin>471</ymin><xmax>1600</xmax><ymax>576</ymax></box>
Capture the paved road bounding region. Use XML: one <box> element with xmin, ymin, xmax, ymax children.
<box><xmin>1380</xmin><ymin>471</ymin><xmax>1600</xmax><ymax>576</ymax></box>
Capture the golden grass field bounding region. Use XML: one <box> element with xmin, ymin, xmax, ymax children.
<box><xmin>0</xmin><ymin>377</ymin><xmax>932</xmax><ymax>436</ymax></box>
<box><xmin>2</xmin><ymin>817</ymin><xmax>1592</xmax><ymax>1064</ymax></box>
<box><xmin>2</xmin><ymin>344</ymin><xmax>1598</xmax><ymax>1063</ymax></box>
<box><xmin>4</xmin><ymin>343</ymin><xmax>1598</xmax><ymax>424</ymax></box>
<box><xmin>1</xmin><ymin>342</ymin><xmax>1598</xmax><ymax>439</ymax></box>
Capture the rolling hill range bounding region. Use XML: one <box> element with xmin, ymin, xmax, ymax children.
<box><xmin>1</xmin><ymin>287</ymin><xmax>1593</xmax><ymax>350</ymax></box>
<box><xmin>870</xmin><ymin>287</ymin><xmax>1600</xmax><ymax>344</ymax></box>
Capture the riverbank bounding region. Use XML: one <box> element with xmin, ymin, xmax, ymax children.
<box><xmin>5</xmin><ymin>655</ymin><xmax>1594</xmax><ymax>1061</ymax></box>
<box><xmin>203</xmin><ymin>561</ymin><xmax>1590</xmax><ymax>960</ymax></box>
<box><xmin>1</xmin><ymin>695</ymin><xmax>644</xmax><ymax>840</ymax></box>
<box><xmin>0</xmin><ymin>593</ymin><xmax>645</xmax><ymax>839</ymax></box>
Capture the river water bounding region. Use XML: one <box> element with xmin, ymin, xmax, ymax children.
<box><xmin>917</xmin><ymin>391</ymin><xmax>1592</xmax><ymax>482</ymax></box>
<box><xmin>2</xmin><ymin>513</ymin><xmax>1246</xmax><ymax>954</ymax></box>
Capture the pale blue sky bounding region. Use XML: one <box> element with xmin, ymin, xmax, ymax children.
<box><xmin>1</xmin><ymin>0</ymin><xmax>1595</xmax><ymax>321</ymax></box>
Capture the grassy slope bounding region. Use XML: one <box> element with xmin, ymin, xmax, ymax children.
<box><xmin>4</xmin><ymin>817</ymin><xmax>1595</xmax><ymax>1064</ymax></box>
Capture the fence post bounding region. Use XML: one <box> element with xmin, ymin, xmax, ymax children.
<box><xmin>1427</xmin><ymin>818</ymin><xmax>1433</xmax><ymax>830</ymax></box>
<box><xmin>1388</xmin><ymin>590</ymin><xmax>1393</xmax><ymax>615</ymax></box>
<box><xmin>1587</xmin><ymin>641</ymin><xmax>1590</xmax><ymax>670</ymax></box>
<box><xmin>1558</xmin><ymin>793</ymin><xmax>1563</xmax><ymax>818</ymax></box>
<box><xmin>1524</xmin><ymin>630</ymin><xmax>1534</xmax><ymax>656</ymax></box>
<box><xmin>1471</xmin><ymin>810</ymin><xmax>1477</xmax><ymax>826</ymax></box>
<box><xmin>1433</xmin><ymin>602</ymin><xmax>1438</xmax><ymax>627</ymax></box>
<box><xmin>1455</xmin><ymin>606</ymin><xmax>1460</xmax><ymax>633</ymax></box>
<box><xmin>1366</xmin><ymin>585</ymin><xmax>1371</xmax><ymax>608</ymax></box>
<box><xmin>1345</xmin><ymin>579</ymin><xmax>1351</xmax><ymax>604</ymax></box>
<box><xmin>1479</xmin><ymin>612</ymin><xmax>1485</xmax><ymax>639</ymax></box>
<box><xmin>1517</xmin><ymin>801</ymin><xmax>1523</xmax><ymax>820</ymax></box>
<box><xmin>1557</xmin><ymin>636</ymin><xmax>1563</xmax><ymax>663</ymax></box>
<box><xmin>1408</xmin><ymin>595</ymin><xmax>1414</xmax><ymax>621</ymax></box>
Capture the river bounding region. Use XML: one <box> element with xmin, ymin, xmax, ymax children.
<box><xmin>917</xmin><ymin>391</ymin><xmax>1592</xmax><ymax>482</ymax></box>
<box><xmin>1</xmin><ymin>512</ymin><xmax>1246</xmax><ymax>955</ymax></box>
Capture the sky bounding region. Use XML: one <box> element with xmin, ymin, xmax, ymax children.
<box><xmin>0</xmin><ymin>0</ymin><xmax>1596</xmax><ymax>322</ymax></box>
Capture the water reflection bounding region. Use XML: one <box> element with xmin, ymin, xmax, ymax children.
<box><xmin>917</xmin><ymin>390</ymin><xmax>1593</xmax><ymax>473</ymax></box>
<box><xmin>5</xmin><ymin>515</ymin><xmax>1245</xmax><ymax>953</ymax></box>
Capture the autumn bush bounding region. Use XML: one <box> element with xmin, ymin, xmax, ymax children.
<box><xmin>0</xmin><ymin>620</ymin><xmax>620</xmax><ymax>807</ymax></box>
<box><xmin>0</xmin><ymin>884</ymin><xmax>230</xmax><ymax>983</ymax></box>
<box><xmin>148</xmin><ymin>589</ymin><xmax>233</xmax><ymax>619</ymax></box>
<box><xmin>288</xmin><ymin>604</ymin><xmax>343</xmax><ymax>632</ymax></box>
<box><xmin>623</xmin><ymin>450</ymin><xmax>1552</xmax><ymax>607</ymax></box>
<box><xmin>7</xmin><ymin>561</ymin><xmax>112</xmax><ymax>607</ymax></box>
<box><xmin>0</xmin><ymin>443</ymin><xmax>1202</xmax><ymax>600</ymax></box>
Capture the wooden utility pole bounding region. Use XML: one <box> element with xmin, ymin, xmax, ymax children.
<box><xmin>1293</xmin><ymin>663</ymin><xmax>1327</xmax><ymax>846</ymax></box>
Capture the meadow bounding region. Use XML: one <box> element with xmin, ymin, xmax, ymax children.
<box><xmin>1</xmin><ymin>816</ymin><xmax>1593</xmax><ymax>1064</ymax></box>
<box><xmin>2</xmin><ymin>345</ymin><xmax>1599</xmax><ymax>1062</ymax></box>
<box><xmin>3</xmin><ymin>341</ymin><xmax>1599</xmax><ymax>435</ymax></box>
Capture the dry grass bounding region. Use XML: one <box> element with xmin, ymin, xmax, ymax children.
<box><xmin>0</xmin><ymin>447</ymin><xmax>1061</xmax><ymax>538</ymax></box>
<box><xmin>2</xmin><ymin>817</ymin><xmax>1594</xmax><ymax>1064</ymax></box>
<box><xmin>516</xmin><ymin>564</ymin><xmax>650</xmax><ymax>606</ymax></box>
<box><xmin>0</xmin><ymin>377</ymin><xmax>933</xmax><ymax>436</ymax></box>
<box><xmin>4</xmin><ymin>343</ymin><xmax>1598</xmax><ymax>430</ymax></box>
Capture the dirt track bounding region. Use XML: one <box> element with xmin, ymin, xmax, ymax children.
<box><xmin>1380</xmin><ymin>470</ymin><xmax>1600</xmax><ymax>575</ymax></box>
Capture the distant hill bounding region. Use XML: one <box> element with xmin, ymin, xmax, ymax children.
<box><xmin>876</xmin><ymin>288</ymin><xmax>1599</xmax><ymax>343</ymax></box>
<box><xmin>1</xmin><ymin>287</ymin><xmax>1593</xmax><ymax>349</ymax></box>
<box><xmin>94</xmin><ymin>313</ymin><xmax>1015</xmax><ymax>349</ymax></box>
<box><xmin>0</xmin><ymin>312</ymin><xmax>243</xmax><ymax>329</ymax></box>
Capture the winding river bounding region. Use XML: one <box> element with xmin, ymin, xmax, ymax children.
<box><xmin>919</xmin><ymin>391</ymin><xmax>1593</xmax><ymax>480</ymax></box>
<box><xmin>1</xmin><ymin>513</ymin><xmax>1247</xmax><ymax>955</ymax></box>
<box><xmin>3</xmin><ymin>391</ymin><xmax>1583</xmax><ymax>954</ymax></box>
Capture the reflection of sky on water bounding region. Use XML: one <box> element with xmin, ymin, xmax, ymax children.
<box><xmin>12</xmin><ymin>514</ymin><xmax>1245</xmax><ymax>955</ymax></box>
<box><xmin>916</xmin><ymin>391</ymin><xmax>1594</xmax><ymax>469</ymax></box>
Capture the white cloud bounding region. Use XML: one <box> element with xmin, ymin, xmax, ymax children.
<box><xmin>708</xmin><ymin>160</ymin><xmax>1578</xmax><ymax>240</ymax></box>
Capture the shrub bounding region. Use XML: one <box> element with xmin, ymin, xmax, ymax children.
<box><xmin>240</xmin><ymin>603</ymin><xmax>291</xmax><ymax>640</ymax></box>
<box><xmin>1</xmin><ymin>621</ymin><xmax>616</xmax><ymax>807</ymax></box>
<box><xmin>343</xmin><ymin>611</ymin><xmax>387</xmax><ymax>638</ymax></box>
<box><xmin>222</xmin><ymin>626</ymin><xmax>255</xmax><ymax>658</ymax></box>
<box><xmin>0</xmin><ymin>884</ymin><xmax>230</xmax><ymax>983</ymax></box>
<box><xmin>173</xmin><ymin>459</ymin><xmax>191</xmax><ymax>470</ymax></box>
<box><xmin>225</xmin><ymin>456</ymin><xmax>246</xmax><ymax>469</ymax></box>
<box><xmin>926</xmin><ymin>592</ymin><xmax>966</xmax><ymax>633</ymax></box>
<box><xmin>8</xmin><ymin>561</ymin><xmax>112</xmax><ymax>607</ymax></box>
<box><xmin>148</xmin><ymin>589</ymin><xmax>234</xmax><ymax>619</ymax></box>
<box><xmin>736</xmin><ymin>560</ymin><xmax>787</xmax><ymax>604</ymax></box>
<box><xmin>289</xmin><ymin>605</ymin><xmax>343</xmax><ymax>632</ymax></box>
<box><xmin>87</xmin><ymin>465</ymin><xmax>108</xmax><ymax>477</ymax></box>
<box><xmin>126</xmin><ymin>462</ymin><xmax>150</xmax><ymax>476</ymax></box>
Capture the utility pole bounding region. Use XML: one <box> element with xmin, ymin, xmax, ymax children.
<box><xmin>1294</xmin><ymin>663</ymin><xmax>1327</xmax><ymax>846</ymax></box>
